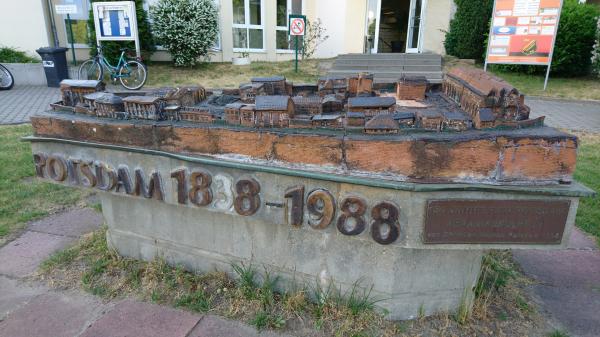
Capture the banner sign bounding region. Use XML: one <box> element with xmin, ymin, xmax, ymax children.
<box><xmin>486</xmin><ymin>0</ymin><xmax>563</xmax><ymax>65</ymax></box>
<box><xmin>92</xmin><ymin>1</ymin><xmax>140</xmax><ymax>57</ymax></box>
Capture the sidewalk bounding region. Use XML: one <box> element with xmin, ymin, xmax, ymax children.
<box><xmin>0</xmin><ymin>86</ymin><xmax>59</xmax><ymax>125</ymax></box>
<box><xmin>0</xmin><ymin>208</ymin><xmax>288</xmax><ymax>337</ymax></box>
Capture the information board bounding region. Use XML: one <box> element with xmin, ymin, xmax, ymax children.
<box><xmin>92</xmin><ymin>1</ymin><xmax>140</xmax><ymax>57</ymax></box>
<box><xmin>485</xmin><ymin>0</ymin><xmax>563</xmax><ymax>65</ymax></box>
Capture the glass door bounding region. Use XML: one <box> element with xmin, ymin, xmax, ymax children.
<box><xmin>405</xmin><ymin>0</ymin><xmax>423</xmax><ymax>53</ymax></box>
<box><xmin>364</xmin><ymin>0</ymin><xmax>381</xmax><ymax>53</ymax></box>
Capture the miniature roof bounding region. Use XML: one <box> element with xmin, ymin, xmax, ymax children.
<box><xmin>251</xmin><ymin>76</ymin><xmax>286</xmax><ymax>82</ymax></box>
<box><xmin>446</xmin><ymin>67</ymin><xmax>517</xmax><ymax>97</ymax></box>
<box><xmin>83</xmin><ymin>92</ymin><xmax>108</xmax><ymax>101</ymax></box>
<box><xmin>291</xmin><ymin>96</ymin><xmax>320</xmax><ymax>104</ymax></box>
<box><xmin>312</xmin><ymin>114</ymin><xmax>342</xmax><ymax>121</ymax></box>
<box><xmin>398</xmin><ymin>75</ymin><xmax>428</xmax><ymax>85</ymax></box>
<box><xmin>60</xmin><ymin>79</ymin><xmax>102</xmax><ymax>88</ymax></box>
<box><xmin>346</xmin><ymin>111</ymin><xmax>366</xmax><ymax>118</ymax></box>
<box><xmin>94</xmin><ymin>93</ymin><xmax>123</xmax><ymax>104</ymax></box>
<box><xmin>478</xmin><ymin>108</ymin><xmax>495</xmax><ymax>122</ymax></box>
<box><xmin>122</xmin><ymin>96</ymin><xmax>163</xmax><ymax>104</ymax></box>
<box><xmin>416</xmin><ymin>110</ymin><xmax>443</xmax><ymax>119</ymax></box>
<box><xmin>348</xmin><ymin>96</ymin><xmax>396</xmax><ymax>108</ymax></box>
<box><xmin>255</xmin><ymin>96</ymin><xmax>291</xmax><ymax>111</ymax></box>
<box><xmin>364</xmin><ymin>114</ymin><xmax>400</xmax><ymax>130</ymax></box>
<box><xmin>149</xmin><ymin>87</ymin><xmax>178</xmax><ymax>98</ymax></box>
<box><xmin>442</xmin><ymin>111</ymin><xmax>470</xmax><ymax>121</ymax></box>
<box><xmin>225</xmin><ymin>102</ymin><xmax>245</xmax><ymax>109</ymax></box>
<box><xmin>349</xmin><ymin>72</ymin><xmax>374</xmax><ymax>80</ymax></box>
<box><xmin>393</xmin><ymin>111</ymin><xmax>415</xmax><ymax>120</ymax></box>
<box><xmin>322</xmin><ymin>95</ymin><xmax>342</xmax><ymax>104</ymax></box>
<box><xmin>318</xmin><ymin>75</ymin><xmax>347</xmax><ymax>81</ymax></box>
<box><xmin>240</xmin><ymin>82</ymin><xmax>264</xmax><ymax>89</ymax></box>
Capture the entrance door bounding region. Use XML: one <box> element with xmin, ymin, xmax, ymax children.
<box><xmin>405</xmin><ymin>0</ymin><xmax>424</xmax><ymax>53</ymax></box>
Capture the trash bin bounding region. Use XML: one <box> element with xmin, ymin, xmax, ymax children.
<box><xmin>36</xmin><ymin>47</ymin><xmax>69</xmax><ymax>87</ymax></box>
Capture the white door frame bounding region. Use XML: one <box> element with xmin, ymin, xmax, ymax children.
<box><xmin>372</xmin><ymin>0</ymin><xmax>382</xmax><ymax>53</ymax></box>
<box><xmin>405</xmin><ymin>0</ymin><xmax>427</xmax><ymax>53</ymax></box>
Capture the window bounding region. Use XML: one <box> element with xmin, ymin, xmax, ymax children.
<box><xmin>63</xmin><ymin>0</ymin><xmax>91</xmax><ymax>47</ymax></box>
<box><xmin>275</xmin><ymin>0</ymin><xmax>302</xmax><ymax>51</ymax></box>
<box><xmin>232</xmin><ymin>0</ymin><xmax>264</xmax><ymax>51</ymax></box>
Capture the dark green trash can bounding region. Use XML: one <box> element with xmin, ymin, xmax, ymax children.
<box><xmin>36</xmin><ymin>47</ymin><xmax>69</xmax><ymax>87</ymax></box>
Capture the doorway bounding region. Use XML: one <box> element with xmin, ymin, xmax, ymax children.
<box><xmin>364</xmin><ymin>0</ymin><xmax>425</xmax><ymax>54</ymax></box>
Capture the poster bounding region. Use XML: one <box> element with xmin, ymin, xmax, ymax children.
<box><xmin>485</xmin><ymin>0</ymin><xmax>562</xmax><ymax>65</ymax></box>
<box><xmin>94</xmin><ymin>3</ymin><xmax>133</xmax><ymax>38</ymax></box>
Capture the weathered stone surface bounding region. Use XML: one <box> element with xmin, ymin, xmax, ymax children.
<box><xmin>27</xmin><ymin>208</ymin><xmax>103</xmax><ymax>237</ymax></box>
<box><xmin>189</xmin><ymin>315</ymin><xmax>293</xmax><ymax>337</ymax></box>
<box><xmin>344</xmin><ymin>139</ymin><xmax>414</xmax><ymax>174</ymax></box>
<box><xmin>80</xmin><ymin>300</ymin><xmax>201</xmax><ymax>337</ymax></box>
<box><xmin>273</xmin><ymin>133</ymin><xmax>343</xmax><ymax>166</ymax></box>
<box><xmin>0</xmin><ymin>276</ymin><xmax>46</xmax><ymax>320</ymax></box>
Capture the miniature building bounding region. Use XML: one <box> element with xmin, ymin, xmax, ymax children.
<box><xmin>179</xmin><ymin>107</ymin><xmax>215</xmax><ymax>123</ymax></box>
<box><xmin>396</xmin><ymin>76</ymin><xmax>428</xmax><ymax>100</ymax></box>
<box><xmin>60</xmin><ymin>80</ymin><xmax>105</xmax><ymax>107</ymax></box>
<box><xmin>292</xmin><ymin>96</ymin><xmax>322</xmax><ymax>115</ymax></box>
<box><xmin>254</xmin><ymin>95</ymin><xmax>294</xmax><ymax>128</ymax></box>
<box><xmin>317</xmin><ymin>76</ymin><xmax>348</xmax><ymax>97</ymax></box>
<box><xmin>251</xmin><ymin>76</ymin><xmax>287</xmax><ymax>95</ymax></box>
<box><xmin>473</xmin><ymin>108</ymin><xmax>496</xmax><ymax>129</ymax></box>
<box><xmin>148</xmin><ymin>87</ymin><xmax>179</xmax><ymax>104</ymax></box>
<box><xmin>442</xmin><ymin>111</ymin><xmax>472</xmax><ymax>131</ymax></box>
<box><xmin>321</xmin><ymin>95</ymin><xmax>344</xmax><ymax>113</ymax></box>
<box><xmin>311</xmin><ymin>114</ymin><xmax>343</xmax><ymax>128</ymax></box>
<box><xmin>393</xmin><ymin>111</ymin><xmax>416</xmax><ymax>128</ymax></box>
<box><xmin>78</xmin><ymin>92</ymin><xmax>107</xmax><ymax>115</ymax></box>
<box><xmin>416</xmin><ymin>110</ymin><xmax>443</xmax><ymax>131</ymax></box>
<box><xmin>364</xmin><ymin>114</ymin><xmax>400</xmax><ymax>134</ymax></box>
<box><xmin>345</xmin><ymin>111</ymin><xmax>366</xmax><ymax>127</ymax></box>
<box><xmin>94</xmin><ymin>94</ymin><xmax>125</xmax><ymax>119</ymax></box>
<box><xmin>123</xmin><ymin>96</ymin><xmax>166</xmax><ymax>120</ymax></box>
<box><xmin>239</xmin><ymin>83</ymin><xmax>266</xmax><ymax>103</ymax></box>
<box><xmin>178</xmin><ymin>86</ymin><xmax>206</xmax><ymax>106</ymax></box>
<box><xmin>292</xmin><ymin>83</ymin><xmax>318</xmax><ymax>97</ymax></box>
<box><xmin>348</xmin><ymin>72</ymin><xmax>374</xmax><ymax>96</ymax></box>
<box><xmin>289</xmin><ymin>116</ymin><xmax>313</xmax><ymax>128</ymax></box>
<box><xmin>164</xmin><ymin>105</ymin><xmax>180</xmax><ymax>121</ymax></box>
<box><xmin>240</xmin><ymin>104</ymin><xmax>256</xmax><ymax>126</ymax></box>
<box><xmin>347</xmin><ymin>96</ymin><xmax>396</xmax><ymax>117</ymax></box>
<box><xmin>443</xmin><ymin>67</ymin><xmax>530</xmax><ymax>122</ymax></box>
<box><xmin>224</xmin><ymin>102</ymin><xmax>245</xmax><ymax>125</ymax></box>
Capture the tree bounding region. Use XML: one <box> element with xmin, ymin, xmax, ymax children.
<box><xmin>150</xmin><ymin>0</ymin><xmax>219</xmax><ymax>67</ymax></box>
<box><xmin>444</xmin><ymin>0</ymin><xmax>494</xmax><ymax>61</ymax></box>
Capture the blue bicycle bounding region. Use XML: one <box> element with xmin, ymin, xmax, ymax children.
<box><xmin>78</xmin><ymin>46</ymin><xmax>147</xmax><ymax>90</ymax></box>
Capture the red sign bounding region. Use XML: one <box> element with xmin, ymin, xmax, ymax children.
<box><xmin>486</xmin><ymin>0</ymin><xmax>562</xmax><ymax>65</ymax></box>
<box><xmin>290</xmin><ymin>17</ymin><xmax>305</xmax><ymax>36</ymax></box>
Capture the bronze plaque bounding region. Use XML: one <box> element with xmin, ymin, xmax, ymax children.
<box><xmin>424</xmin><ymin>199</ymin><xmax>571</xmax><ymax>244</ymax></box>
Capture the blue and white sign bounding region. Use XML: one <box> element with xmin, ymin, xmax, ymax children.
<box><xmin>92</xmin><ymin>1</ymin><xmax>140</xmax><ymax>57</ymax></box>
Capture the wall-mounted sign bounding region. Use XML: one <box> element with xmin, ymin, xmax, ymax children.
<box><xmin>92</xmin><ymin>1</ymin><xmax>140</xmax><ymax>57</ymax></box>
<box><xmin>485</xmin><ymin>0</ymin><xmax>563</xmax><ymax>65</ymax></box>
<box><xmin>54</xmin><ymin>4</ymin><xmax>78</xmax><ymax>15</ymax></box>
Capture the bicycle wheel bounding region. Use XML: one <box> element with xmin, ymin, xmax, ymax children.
<box><xmin>78</xmin><ymin>59</ymin><xmax>103</xmax><ymax>81</ymax></box>
<box><xmin>0</xmin><ymin>64</ymin><xmax>14</xmax><ymax>90</ymax></box>
<box><xmin>119</xmin><ymin>60</ymin><xmax>147</xmax><ymax>90</ymax></box>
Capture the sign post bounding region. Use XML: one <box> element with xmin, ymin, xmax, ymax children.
<box><xmin>54</xmin><ymin>4</ymin><xmax>79</xmax><ymax>66</ymax></box>
<box><xmin>289</xmin><ymin>15</ymin><xmax>306</xmax><ymax>73</ymax></box>
<box><xmin>92</xmin><ymin>1</ymin><xmax>140</xmax><ymax>58</ymax></box>
<box><xmin>484</xmin><ymin>0</ymin><xmax>563</xmax><ymax>90</ymax></box>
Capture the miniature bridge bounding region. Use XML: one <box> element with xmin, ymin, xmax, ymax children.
<box><xmin>327</xmin><ymin>53</ymin><xmax>443</xmax><ymax>84</ymax></box>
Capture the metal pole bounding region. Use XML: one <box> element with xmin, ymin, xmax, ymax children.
<box><xmin>543</xmin><ymin>0</ymin><xmax>564</xmax><ymax>91</ymax></box>
<box><xmin>295</xmin><ymin>35</ymin><xmax>299</xmax><ymax>73</ymax></box>
<box><xmin>483</xmin><ymin>0</ymin><xmax>498</xmax><ymax>73</ymax></box>
<box><xmin>67</xmin><ymin>14</ymin><xmax>77</xmax><ymax>66</ymax></box>
<box><xmin>47</xmin><ymin>0</ymin><xmax>60</xmax><ymax>47</ymax></box>
<box><xmin>543</xmin><ymin>64</ymin><xmax>551</xmax><ymax>91</ymax></box>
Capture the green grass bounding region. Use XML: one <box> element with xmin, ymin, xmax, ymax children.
<box><xmin>573</xmin><ymin>134</ymin><xmax>600</xmax><ymax>245</ymax></box>
<box><xmin>0</xmin><ymin>125</ymin><xmax>86</xmax><ymax>241</ymax></box>
<box><xmin>548</xmin><ymin>330</ymin><xmax>571</xmax><ymax>337</ymax></box>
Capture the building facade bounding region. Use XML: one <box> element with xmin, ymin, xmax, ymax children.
<box><xmin>1</xmin><ymin>0</ymin><xmax>457</xmax><ymax>62</ymax></box>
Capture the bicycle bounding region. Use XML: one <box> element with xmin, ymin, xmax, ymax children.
<box><xmin>0</xmin><ymin>64</ymin><xmax>15</xmax><ymax>90</ymax></box>
<box><xmin>78</xmin><ymin>46</ymin><xmax>147</xmax><ymax>90</ymax></box>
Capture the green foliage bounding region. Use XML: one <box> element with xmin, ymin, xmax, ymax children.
<box><xmin>474</xmin><ymin>251</ymin><xmax>516</xmax><ymax>298</ymax></box>
<box><xmin>150</xmin><ymin>0</ymin><xmax>219</xmax><ymax>66</ymax></box>
<box><xmin>0</xmin><ymin>46</ymin><xmax>39</xmax><ymax>63</ymax></box>
<box><xmin>573</xmin><ymin>136</ymin><xmax>600</xmax><ymax>245</ymax></box>
<box><xmin>231</xmin><ymin>262</ymin><xmax>257</xmax><ymax>299</ymax></box>
<box><xmin>444</xmin><ymin>0</ymin><xmax>494</xmax><ymax>61</ymax></box>
<box><xmin>250</xmin><ymin>311</ymin><xmax>286</xmax><ymax>330</ymax></box>
<box><xmin>493</xmin><ymin>0</ymin><xmax>599</xmax><ymax>76</ymax></box>
<box><xmin>302</xmin><ymin>18</ymin><xmax>329</xmax><ymax>60</ymax></box>
<box><xmin>175</xmin><ymin>290</ymin><xmax>211</xmax><ymax>312</ymax></box>
<box><xmin>548</xmin><ymin>330</ymin><xmax>571</xmax><ymax>337</ymax></box>
<box><xmin>87</xmin><ymin>0</ymin><xmax>155</xmax><ymax>64</ymax></box>
<box><xmin>592</xmin><ymin>18</ymin><xmax>600</xmax><ymax>77</ymax></box>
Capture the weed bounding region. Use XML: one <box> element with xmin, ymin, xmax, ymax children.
<box><xmin>475</xmin><ymin>251</ymin><xmax>516</xmax><ymax>298</ymax></box>
<box><xmin>516</xmin><ymin>295</ymin><xmax>533</xmax><ymax>313</ymax></box>
<box><xmin>548</xmin><ymin>330</ymin><xmax>571</xmax><ymax>337</ymax></box>
<box><xmin>231</xmin><ymin>262</ymin><xmax>257</xmax><ymax>299</ymax></box>
<box><xmin>259</xmin><ymin>269</ymin><xmax>280</xmax><ymax>309</ymax></box>
<box><xmin>175</xmin><ymin>290</ymin><xmax>211</xmax><ymax>313</ymax></box>
<box><xmin>454</xmin><ymin>289</ymin><xmax>471</xmax><ymax>324</ymax></box>
<box><xmin>250</xmin><ymin>311</ymin><xmax>286</xmax><ymax>330</ymax></box>
<box><xmin>418</xmin><ymin>304</ymin><xmax>425</xmax><ymax>319</ymax></box>
<box><xmin>40</xmin><ymin>246</ymin><xmax>79</xmax><ymax>272</ymax></box>
<box><xmin>344</xmin><ymin>282</ymin><xmax>380</xmax><ymax>316</ymax></box>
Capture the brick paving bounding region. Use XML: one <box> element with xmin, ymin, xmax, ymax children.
<box><xmin>528</xmin><ymin>97</ymin><xmax>600</xmax><ymax>133</ymax></box>
<box><xmin>0</xmin><ymin>85</ymin><xmax>59</xmax><ymax>125</ymax></box>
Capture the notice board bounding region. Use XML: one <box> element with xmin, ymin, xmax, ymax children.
<box><xmin>485</xmin><ymin>0</ymin><xmax>562</xmax><ymax>65</ymax></box>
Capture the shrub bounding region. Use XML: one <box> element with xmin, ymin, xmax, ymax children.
<box><xmin>0</xmin><ymin>46</ymin><xmax>39</xmax><ymax>63</ymax></box>
<box><xmin>87</xmin><ymin>0</ymin><xmax>155</xmax><ymax>63</ymax></box>
<box><xmin>302</xmin><ymin>18</ymin><xmax>329</xmax><ymax>60</ymax></box>
<box><xmin>150</xmin><ymin>0</ymin><xmax>219</xmax><ymax>67</ymax></box>
<box><xmin>492</xmin><ymin>0</ymin><xmax>599</xmax><ymax>77</ymax></box>
<box><xmin>592</xmin><ymin>18</ymin><xmax>600</xmax><ymax>77</ymax></box>
<box><xmin>444</xmin><ymin>0</ymin><xmax>494</xmax><ymax>61</ymax></box>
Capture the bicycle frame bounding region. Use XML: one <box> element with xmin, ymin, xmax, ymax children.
<box><xmin>95</xmin><ymin>50</ymin><xmax>132</xmax><ymax>79</ymax></box>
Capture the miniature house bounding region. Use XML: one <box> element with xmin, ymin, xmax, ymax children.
<box><xmin>123</xmin><ymin>96</ymin><xmax>166</xmax><ymax>121</ymax></box>
<box><xmin>396</xmin><ymin>75</ymin><xmax>428</xmax><ymax>100</ymax></box>
<box><xmin>292</xmin><ymin>83</ymin><xmax>318</xmax><ymax>97</ymax></box>
<box><xmin>240</xmin><ymin>83</ymin><xmax>266</xmax><ymax>103</ymax></box>
<box><xmin>60</xmin><ymin>79</ymin><xmax>105</xmax><ymax>107</ymax></box>
<box><xmin>416</xmin><ymin>110</ymin><xmax>443</xmax><ymax>131</ymax></box>
<box><xmin>80</xmin><ymin>92</ymin><xmax>107</xmax><ymax>115</ymax></box>
<box><xmin>347</xmin><ymin>96</ymin><xmax>396</xmax><ymax>117</ymax></box>
<box><xmin>179</xmin><ymin>107</ymin><xmax>215</xmax><ymax>123</ymax></box>
<box><xmin>317</xmin><ymin>76</ymin><xmax>348</xmax><ymax>97</ymax></box>
<box><xmin>348</xmin><ymin>72</ymin><xmax>374</xmax><ymax>96</ymax></box>
<box><xmin>442</xmin><ymin>111</ymin><xmax>472</xmax><ymax>132</ymax></box>
<box><xmin>292</xmin><ymin>96</ymin><xmax>322</xmax><ymax>115</ymax></box>
<box><xmin>164</xmin><ymin>105</ymin><xmax>180</xmax><ymax>121</ymax></box>
<box><xmin>345</xmin><ymin>111</ymin><xmax>366</xmax><ymax>127</ymax></box>
<box><xmin>254</xmin><ymin>95</ymin><xmax>294</xmax><ymax>128</ymax></box>
<box><xmin>93</xmin><ymin>93</ymin><xmax>124</xmax><ymax>119</ymax></box>
<box><xmin>311</xmin><ymin>114</ymin><xmax>343</xmax><ymax>128</ymax></box>
<box><xmin>393</xmin><ymin>111</ymin><xmax>416</xmax><ymax>127</ymax></box>
<box><xmin>240</xmin><ymin>104</ymin><xmax>257</xmax><ymax>127</ymax></box>
<box><xmin>474</xmin><ymin>108</ymin><xmax>496</xmax><ymax>129</ymax></box>
<box><xmin>177</xmin><ymin>85</ymin><xmax>206</xmax><ymax>106</ymax></box>
<box><xmin>364</xmin><ymin>113</ymin><xmax>400</xmax><ymax>134</ymax></box>
<box><xmin>224</xmin><ymin>102</ymin><xmax>245</xmax><ymax>124</ymax></box>
<box><xmin>321</xmin><ymin>95</ymin><xmax>344</xmax><ymax>113</ymax></box>
<box><xmin>251</xmin><ymin>76</ymin><xmax>287</xmax><ymax>95</ymax></box>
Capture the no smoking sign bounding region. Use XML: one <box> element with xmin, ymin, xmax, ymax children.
<box><xmin>289</xmin><ymin>15</ymin><xmax>306</xmax><ymax>36</ymax></box>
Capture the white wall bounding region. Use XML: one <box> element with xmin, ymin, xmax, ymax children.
<box><xmin>0</xmin><ymin>0</ymin><xmax>52</xmax><ymax>58</ymax></box>
<box><xmin>421</xmin><ymin>0</ymin><xmax>454</xmax><ymax>54</ymax></box>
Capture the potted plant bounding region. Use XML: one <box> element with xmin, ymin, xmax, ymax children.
<box><xmin>232</xmin><ymin>52</ymin><xmax>251</xmax><ymax>66</ymax></box>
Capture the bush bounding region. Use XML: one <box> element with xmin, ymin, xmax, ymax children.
<box><xmin>492</xmin><ymin>0</ymin><xmax>599</xmax><ymax>77</ymax></box>
<box><xmin>87</xmin><ymin>0</ymin><xmax>155</xmax><ymax>63</ymax></box>
<box><xmin>0</xmin><ymin>46</ymin><xmax>39</xmax><ymax>63</ymax></box>
<box><xmin>444</xmin><ymin>0</ymin><xmax>494</xmax><ymax>61</ymax></box>
<box><xmin>150</xmin><ymin>0</ymin><xmax>219</xmax><ymax>67</ymax></box>
<box><xmin>592</xmin><ymin>18</ymin><xmax>600</xmax><ymax>77</ymax></box>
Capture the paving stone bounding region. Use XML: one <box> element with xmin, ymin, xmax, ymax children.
<box><xmin>0</xmin><ymin>231</ymin><xmax>73</xmax><ymax>278</ymax></box>
<box><xmin>529</xmin><ymin>97</ymin><xmax>600</xmax><ymax>133</ymax></box>
<box><xmin>567</xmin><ymin>228</ymin><xmax>598</xmax><ymax>251</ymax></box>
<box><xmin>0</xmin><ymin>85</ymin><xmax>60</xmax><ymax>125</ymax></box>
<box><xmin>188</xmin><ymin>315</ymin><xmax>294</xmax><ymax>337</ymax></box>
<box><xmin>80</xmin><ymin>300</ymin><xmax>201</xmax><ymax>337</ymax></box>
<box><xmin>0</xmin><ymin>293</ymin><xmax>106</xmax><ymax>337</ymax></box>
<box><xmin>28</xmin><ymin>208</ymin><xmax>104</xmax><ymax>238</ymax></box>
<box><xmin>0</xmin><ymin>276</ymin><xmax>46</xmax><ymax>320</ymax></box>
